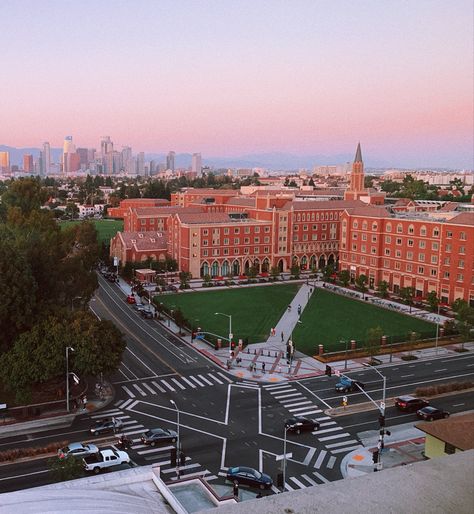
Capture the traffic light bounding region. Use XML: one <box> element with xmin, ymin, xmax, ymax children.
<box><xmin>372</xmin><ymin>450</ymin><xmax>379</xmax><ymax>464</ymax></box>
<box><xmin>325</xmin><ymin>365</ymin><xmax>332</xmax><ymax>376</ymax></box>
<box><xmin>378</xmin><ymin>414</ymin><xmax>385</xmax><ymax>427</ymax></box>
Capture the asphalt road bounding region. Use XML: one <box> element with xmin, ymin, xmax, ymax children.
<box><xmin>1</xmin><ymin>278</ymin><xmax>473</xmax><ymax>496</ymax></box>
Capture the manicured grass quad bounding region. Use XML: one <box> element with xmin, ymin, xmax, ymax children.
<box><xmin>160</xmin><ymin>284</ymin><xmax>299</xmax><ymax>344</ymax></box>
<box><xmin>60</xmin><ymin>219</ymin><xmax>124</xmax><ymax>245</ymax></box>
<box><xmin>292</xmin><ymin>288</ymin><xmax>436</xmax><ymax>355</ymax></box>
<box><xmin>161</xmin><ymin>284</ymin><xmax>436</xmax><ymax>355</ymax></box>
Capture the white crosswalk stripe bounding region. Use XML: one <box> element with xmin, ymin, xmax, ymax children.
<box><xmin>152</xmin><ymin>381</ymin><xmax>167</xmax><ymax>393</ymax></box>
<box><xmin>137</xmin><ymin>445</ymin><xmax>174</xmax><ymax>455</ymax></box>
<box><xmin>315</xmin><ymin>426</ymin><xmax>344</xmax><ymax>435</ymax></box>
<box><xmin>296</xmin><ymin>409</ymin><xmax>322</xmax><ymax>416</ymax></box>
<box><xmin>275</xmin><ymin>392</ymin><xmax>302</xmax><ymax>399</ymax></box>
<box><xmin>216</xmin><ymin>372</ymin><xmax>233</xmax><ymax>383</ymax></box>
<box><xmin>161</xmin><ymin>379</ymin><xmax>175</xmax><ymax>392</ymax></box>
<box><xmin>286</xmin><ymin>401</ymin><xmax>313</xmax><ymax>409</ymax></box>
<box><xmin>132</xmin><ymin>384</ymin><xmax>147</xmax><ymax>396</ymax></box>
<box><xmin>319</xmin><ymin>432</ymin><xmax>351</xmax><ymax>441</ymax></box>
<box><xmin>301</xmin><ymin>474</ymin><xmax>318</xmax><ymax>486</ymax></box>
<box><xmin>180</xmin><ymin>376</ymin><xmax>197</xmax><ymax>388</ymax></box>
<box><xmin>142</xmin><ymin>383</ymin><xmax>157</xmax><ymax>395</ymax></box>
<box><xmin>314</xmin><ymin>450</ymin><xmax>327</xmax><ymax>469</ymax></box>
<box><xmin>289</xmin><ymin>476</ymin><xmax>307</xmax><ymax>488</ymax></box>
<box><xmin>171</xmin><ymin>378</ymin><xmax>186</xmax><ymax>390</ymax></box>
<box><xmin>326</xmin><ymin>440</ymin><xmax>359</xmax><ymax>449</ymax></box>
<box><xmin>280</xmin><ymin>396</ymin><xmax>304</xmax><ymax>404</ymax></box>
<box><xmin>270</xmin><ymin>387</ymin><xmax>294</xmax><ymax>395</ymax></box>
<box><xmin>198</xmin><ymin>374</ymin><xmax>214</xmax><ymax>386</ymax></box>
<box><xmin>331</xmin><ymin>444</ymin><xmax>362</xmax><ymax>454</ymax></box>
<box><xmin>189</xmin><ymin>375</ymin><xmax>205</xmax><ymax>387</ymax></box>
<box><xmin>313</xmin><ymin>471</ymin><xmax>330</xmax><ymax>484</ymax></box>
<box><xmin>122</xmin><ymin>385</ymin><xmax>136</xmax><ymax>398</ymax></box>
<box><xmin>327</xmin><ymin>456</ymin><xmax>336</xmax><ymax>469</ymax></box>
<box><xmin>208</xmin><ymin>374</ymin><xmax>223</xmax><ymax>384</ymax></box>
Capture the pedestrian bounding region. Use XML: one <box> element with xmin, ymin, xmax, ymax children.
<box><xmin>298</xmin><ymin>304</ymin><xmax>301</xmax><ymax>315</ymax></box>
<box><xmin>262</xmin><ymin>362</ymin><xmax>265</xmax><ymax>374</ymax></box>
<box><xmin>287</xmin><ymin>304</ymin><xmax>291</xmax><ymax>312</ymax></box>
<box><xmin>281</xmin><ymin>331</ymin><xmax>284</xmax><ymax>342</ymax></box>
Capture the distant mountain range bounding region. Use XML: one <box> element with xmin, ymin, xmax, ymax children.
<box><xmin>1</xmin><ymin>145</ymin><xmax>393</xmax><ymax>171</ymax></box>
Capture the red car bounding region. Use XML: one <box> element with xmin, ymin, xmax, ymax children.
<box><xmin>126</xmin><ymin>295</ymin><xmax>136</xmax><ymax>304</ymax></box>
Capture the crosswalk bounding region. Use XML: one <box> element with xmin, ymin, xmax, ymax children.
<box><xmin>264</xmin><ymin>383</ymin><xmax>361</xmax><ymax>456</ymax></box>
<box><xmin>89</xmin><ymin>406</ymin><xmax>216</xmax><ymax>482</ymax></box>
<box><xmin>120</xmin><ymin>372</ymin><xmax>233</xmax><ymax>398</ymax></box>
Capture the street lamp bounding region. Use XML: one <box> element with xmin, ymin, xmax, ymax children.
<box><xmin>215</xmin><ymin>312</ymin><xmax>232</xmax><ymax>351</ymax></box>
<box><xmin>170</xmin><ymin>399</ymin><xmax>181</xmax><ymax>477</ymax></box>
<box><xmin>342</xmin><ymin>339</ymin><xmax>349</xmax><ymax>371</ymax></box>
<box><xmin>66</xmin><ymin>346</ymin><xmax>74</xmax><ymax>412</ymax></box>
<box><xmin>435</xmin><ymin>301</ymin><xmax>441</xmax><ymax>355</ymax></box>
<box><xmin>282</xmin><ymin>425</ymin><xmax>290</xmax><ymax>492</ymax></box>
<box><xmin>71</xmin><ymin>296</ymin><xmax>82</xmax><ymax>312</ymax></box>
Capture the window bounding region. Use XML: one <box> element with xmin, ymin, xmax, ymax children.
<box><xmin>244</xmin><ymin>238</ymin><xmax>250</xmax><ymax>244</ymax></box>
<box><xmin>386</xmin><ymin>222</ymin><xmax>392</xmax><ymax>232</ymax></box>
<box><xmin>372</xmin><ymin>235</ymin><xmax>377</xmax><ymax>243</ymax></box>
<box><xmin>264</xmin><ymin>246</ymin><xmax>269</xmax><ymax>253</ymax></box>
<box><xmin>362</xmin><ymin>221</ymin><xmax>368</xmax><ymax>230</ymax></box>
<box><xmin>458</xmin><ymin>259</ymin><xmax>464</xmax><ymax>268</ymax></box>
<box><xmin>361</xmin><ymin>245</ymin><xmax>366</xmax><ymax>252</ymax></box>
<box><xmin>303</xmin><ymin>234</ymin><xmax>308</xmax><ymax>241</ymax></box>
<box><xmin>254</xmin><ymin>247</ymin><xmax>259</xmax><ymax>253</ymax></box>
<box><xmin>352</xmin><ymin>233</ymin><xmax>358</xmax><ymax>240</ymax></box>
<box><xmin>234</xmin><ymin>248</ymin><xmax>239</xmax><ymax>254</ymax></box>
<box><xmin>431</xmin><ymin>242</ymin><xmax>438</xmax><ymax>251</ymax></box>
<box><xmin>444</xmin><ymin>257</ymin><xmax>450</xmax><ymax>265</ymax></box>
<box><xmin>264</xmin><ymin>236</ymin><xmax>270</xmax><ymax>243</ymax></box>
<box><xmin>433</xmin><ymin>227</ymin><xmax>440</xmax><ymax>237</ymax></box>
<box><xmin>224</xmin><ymin>228</ymin><xmax>229</xmax><ymax>235</ymax></box>
<box><xmin>303</xmin><ymin>225</ymin><xmax>308</xmax><ymax>231</ymax></box>
<box><xmin>407</xmin><ymin>251</ymin><xmax>413</xmax><ymax>260</ymax></box>
<box><xmin>457</xmin><ymin>273</ymin><xmax>464</xmax><ymax>282</ymax></box>
<box><xmin>212</xmin><ymin>249</ymin><xmax>219</xmax><ymax>256</ymax></box>
<box><xmin>244</xmin><ymin>227</ymin><xmax>250</xmax><ymax>234</ymax></box>
<box><xmin>408</xmin><ymin>239</ymin><xmax>414</xmax><ymax>247</ymax></box>
<box><xmin>420</xmin><ymin>226</ymin><xmax>427</xmax><ymax>236</ymax></box>
<box><xmin>444</xmin><ymin>271</ymin><xmax>450</xmax><ymax>279</ymax></box>
<box><xmin>459</xmin><ymin>246</ymin><xmax>465</xmax><ymax>254</ymax></box>
<box><xmin>322</xmin><ymin>224</ymin><xmax>327</xmax><ymax>230</ymax></box>
<box><xmin>383</xmin><ymin>259</ymin><xmax>389</xmax><ymax>268</ymax></box>
<box><xmin>446</xmin><ymin>230</ymin><xmax>452</xmax><ymax>238</ymax></box>
<box><xmin>264</xmin><ymin>226</ymin><xmax>270</xmax><ymax>233</ymax></box>
<box><xmin>406</xmin><ymin>263</ymin><xmax>413</xmax><ymax>272</ymax></box>
<box><xmin>362</xmin><ymin>233</ymin><xmax>367</xmax><ymax>241</ymax></box>
<box><xmin>234</xmin><ymin>228</ymin><xmax>240</xmax><ymax>234</ymax></box>
<box><xmin>244</xmin><ymin>248</ymin><xmax>249</xmax><ymax>254</ymax></box>
<box><xmin>418</xmin><ymin>266</ymin><xmax>424</xmax><ymax>274</ymax></box>
<box><xmin>408</xmin><ymin>224</ymin><xmax>414</xmax><ymax>234</ymax></box>
<box><xmin>203</xmin><ymin>249</ymin><xmax>208</xmax><ymax>256</ymax></box>
<box><xmin>460</xmin><ymin>231</ymin><xmax>466</xmax><ymax>240</ymax></box>
<box><xmin>372</xmin><ymin>222</ymin><xmax>378</xmax><ymax>231</ymax></box>
<box><xmin>385</xmin><ymin>236</ymin><xmax>391</xmax><ymax>244</ymax></box>
<box><xmin>397</xmin><ymin>224</ymin><xmax>403</xmax><ymax>234</ymax></box>
<box><xmin>395</xmin><ymin>250</ymin><xmax>401</xmax><ymax>258</ymax></box>
<box><xmin>371</xmin><ymin>247</ymin><xmax>376</xmax><ymax>254</ymax></box>
<box><xmin>430</xmin><ymin>269</ymin><xmax>437</xmax><ymax>276</ymax></box>
<box><xmin>203</xmin><ymin>240</ymin><xmax>208</xmax><ymax>246</ymax></box>
<box><xmin>352</xmin><ymin>244</ymin><xmax>357</xmax><ymax>251</ymax></box>
<box><xmin>418</xmin><ymin>253</ymin><xmax>425</xmax><ymax>262</ymax></box>
<box><xmin>395</xmin><ymin>261</ymin><xmax>401</xmax><ymax>270</ymax></box>
<box><xmin>431</xmin><ymin>255</ymin><xmax>438</xmax><ymax>264</ymax></box>
<box><xmin>224</xmin><ymin>238</ymin><xmax>229</xmax><ymax>245</ymax></box>
<box><xmin>396</xmin><ymin>238</ymin><xmax>402</xmax><ymax>245</ymax></box>
<box><xmin>254</xmin><ymin>237</ymin><xmax>260</xmax><ymax>243</ymax></box>
<box><xmin>385</xmin><ymin>248</ymin><xmax>391</xmax><ymax>256</ymax></box>
<box><xmin>419</xmin><ymin>241</ymin><xmax>426</xmax><ymax>249</ymax></box>
<box><xmin>445</xmin><ymin>244</ymin><xmax>452</xmax><ymax>252</ymax></box>
<box><xmin>353</xmin><ymin>221</ymin><xmax>358</xmax><ymax>229</ymax></box>
<box><xmin>255</xmin><ymin>227</ymin><xmax>260</xmax><ymax>233</ymax></box>
<box><xmin>203</xmin><ymin>229</ymin><xmax>209</xmax><ymax>236</ymax></box>
<box><xmin>312</xmin><ymin>234</ymin><xmax>318</xmax><ymax>240</ymax></box>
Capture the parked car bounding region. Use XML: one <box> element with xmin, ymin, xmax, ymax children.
<box><xmin>395</xmin><ymin>395</ymin><xmax>429</xmax><ymax>412</ymax></box>
<box><xmin>133</xmin><ymin>303</ymin><xmax>145</xmax><ymax>312</ymax></box>
<box><xmin>226</xmin><ymin>466</ymin><xmax>273</xmax><ymax>490</ymax></box>
<box><xmin>141</xmin><ymin>309</ymin><xmax>154</xmax><ymax>319</ymax></box>
<box><xmin>335</xmin><ymin>377</ymin><xmax>365</xmax><ymax>393</ymax></box>
<box><xmin>140</xmin><ymin>428</ymin><xmax>178</xmax><ymax>446</ymax></box>
<box><xmin>126</xmin><ymin>295</ymin><xmax>136</xmax><ymax>304</ymax></box>
<box><xmin>284</xmin><ymin>416</ymin><xmax>320</xmax><ymax>434</ymax></box>
<box><xmin>83</xmin><ymin>449</ymin><xmax>130</xmax><ymax>474</ymax></box>
<box><xmin>90</xmin><ymin>417</ymin><xmax>123</xmax><ymax>436</ymax></box>
<box><xmin>416</xmin><ymin>406</ymin><xmax>450</xmax><ymax>421</ymax></box>
<box><xmin>58</xmin><ymin>442</ymin><xmax>99</xmax><ymax>459</ymax></box>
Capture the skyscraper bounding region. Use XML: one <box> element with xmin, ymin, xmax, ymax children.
<box><xmin>192</xmin><ymin>153</ymin><xmax>202</xmax><ymax>176</ymax></box>
<box><xmin>40</xmin><ymin>142</ymin><xmax>51</xmax><ymax>175</ymax></box>
<box><xmin>23</xmin><ymin>154</ymin><xmax>33</xmax><ymax>173</ymax></box>
<box><xmin>0</xmin><ymin>151</ymin><xmax>10</xmax><ymax>173</ymax></box>
<box><xmin>121</xmin><ymin>146</ymin><xmax>133</xmax><ymax>174</ymax></box>
<box><xmin>137</xmin><ymin>152</ymin><xmax>145</xmax><ymax>176</ymax></box>
<box><xmin>166</xmin><ymin>151</ymin><xmax>175</xmax><ymax>172</ymax></box>
<box><xmin>63</xmin><ymin>136</ymin><xmax>77</xmax><ymax>174</ymax></box>
<box><xmin>77</xmin><ymin>148</ymin><xmax>89</xmax><ymax>167</ymax></box>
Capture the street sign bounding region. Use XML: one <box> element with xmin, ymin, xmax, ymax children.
<box><xmin>0</xmin><ymin>404</ymin><xmax>6</xmax><ymax>410</ymax></box>
<box><xmin>229</xmin><ymin>333</ymin><xmax>233</xmax><ymax>340</ymax></box>
<box><xmin>276</xmin><ymin>452</ymin><xmax>293</xmax><ymax>461</ymax></box>
<box><xmin>335</xmin><ymin>369</ymin><xmax>340</xmax><ymax>377</ymax></box>
<box><xmin>343</xmin><ymin>396</ymin><xmax>348</xmax><ymax>403</ymax></box>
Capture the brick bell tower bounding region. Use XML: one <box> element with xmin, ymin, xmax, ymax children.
<box><xmin>344</xmin><ymin>142</ymin><xmax>365</xmax><ymax>200</ymax></box>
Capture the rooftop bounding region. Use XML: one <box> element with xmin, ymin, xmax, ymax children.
<box><xmin>416</xmin><ymin>412</ymin><xmax>474</xmax><ymax>450</ymax></box>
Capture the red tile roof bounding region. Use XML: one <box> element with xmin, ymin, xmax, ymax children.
<box><xmin>132</xmin><ymin>206</ymin><xmax>203</xmax><ymax>217</ymax></box>
<box><xmin>416</xmin><ymin>412</ymin><xmax>474</xmax><ymax>451</ymax></box>
<box><xmin>118</xmin><ymin>231</ymin><xmax>168</xmax><ymax>250</ymax></box>
<box><xmin>291</xmin><ymin>199</ymin><xmax>365</xmax><ymax>211</ymax></box>
<box><xmin>449</xmin><ymin>212</ymin><xmax>474</xmax><ymax>226</ymax></box>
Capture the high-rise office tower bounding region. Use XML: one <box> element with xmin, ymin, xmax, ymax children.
<box><xmin>62</xmin><ymin>136</ymin><xmax>76</xmax><ymax>174</ymax></box>
<box><xmin>100</xmin><ymin>136</ymin><xmax>113</xmax><ymax>158</ymax></box>
<box><xmin>77</xmin><ymin>148</ymin><xmax>89</xmax><ymax>167</ymax></box>
<box><xmin>23</xmin><ymin>154</ymin><xmax>33</xmax><ymax>172</ymax></box>
<box><xmin>192</xmin><ymin>153</ymin><xmax>202</xmax><ymax>176</ymax></box>
<box><xmin>0</xmin><ymin>151</ymin><xmax>10</xmax><ymax>173</ymax></box>
<box><xmin>121</xmin><ymin>146</ymin><xmax>133</xmax><ymax>174</ymax></box>
<box><xmin>137</xmin><ymin>152</ymin><xmax>145</xmax><ymax>176</ymax></box>
<box><xmin>40</xmin><ymin>142</ymin><xmax>51</xmax><ymax>175</ymax></box>
<box><xmin>166</xmin><ymin>151</ymin><xmax>175</xmax><ymax>172</ymax></box>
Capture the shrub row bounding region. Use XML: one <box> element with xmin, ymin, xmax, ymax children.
<box><xmin>0</xmin><ymin>440</ymin><xmax>68</xmax><ymax>463</ymax></box>
<box><xmin>415</xmin><ymin>381</ymin><xmax>474</xmax><ymax>398</ymax></box>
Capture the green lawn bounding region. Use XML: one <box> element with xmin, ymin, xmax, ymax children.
<box><xmin>159</xmin><ymin>284</ymin><xmax>299</xmax><ymax>344</ymax></box>
<box><xmin>293</xmin><ymin>288</ymin><xmax>437</xmax><ymax>355</ymax></box>
<box><xmin>59</xmin><ymin>219</ymin><xmax>123</xmax><ymax>244</ymax></box>
<box><xmin>158</xmin><ymin>284</ymin><xmax>437</xmax><ymax>355</ymax></box>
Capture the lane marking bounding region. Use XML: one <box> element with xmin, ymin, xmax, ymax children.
<box><xmin>171</xmin><ymin>378</ymin><xmax>186</xmax><ymax>390</ymax></box>
<box><xmin>0</xmin><ymin>469</ymin><xmax>49</xmax><ymax>482</ymax></box>
<box><xmin>180</xmin><ymin>377</ymin><xmax>197</xmax><ymax>389</ymax></box>
<box><xmin>434</xmin><ymin>368</ymin><xmax>448</xmax><ymax>373</ymax></box>
<box><xmin>319</xmin><ymin>432</ymin><xmax>351</xmax><ymax>441</ymax></box>
<box><xmin>326</xmin><ymin>456</ymin><xmax>336</xmax><ymax>469</ymax></box>
<box><xmin>314</xmin><ymin>449</ymin><xmax>327</xmax><ymax>469</ymax></box>
<box><xmin>142</xmin><ymin>382</ymin><xmax>157</xmax><ymax>395</ymax></box>
<box><xmin>313</xmin><ymin>471</ymin><xmax>330</xmax><ymax>483</ymax></box>
<box><xmin>161</xmin><ymin>380</ymin><xmax>176</xmax><ymax>392</ymax></box>
<box><xmin>216</xmin><ymin>372</ymin><xmax>233</xmax><ymax>383</ymax></box>
<box><xmin>189</xmin><ymin>376</ymin><xmax>205</xmax><ymax>387</ymax></box>
<box><xmin>326</xmin><ymin>440</ymin><xmax>359</xmax><ymax>449</ymax></box>
<box><xmin>208</xmin><ymin>374</ymin><xmax>223</xmax><ymax>384</ymax></box>
<box><xmin>289</xmin><ymin>476</ymin><xmax>307</xmax><ymax>488</ymax></box>
<box><xmin>198</xmin><ymin>374</ymin><xmax>214</xmax><ymax>386</ymax></box>
<box><xmin>301</xmin><ymin>474</ymin><xmax>318</xmax><ymax>486</ymax></box>
<box><xmin>331</xmin><ymin>444</ymin><xmax>362</xmax><ymax>454</ymax></box>
<box><xmin>132</xmin><ymin>384</ymin><xmax>147</xmax><ymax>396</ymax></box>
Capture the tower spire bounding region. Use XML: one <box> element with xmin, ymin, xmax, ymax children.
<box><xmin>354</xmin><ymin>142</ymin><xmax>363</xmax><ymax>163</ymax></box>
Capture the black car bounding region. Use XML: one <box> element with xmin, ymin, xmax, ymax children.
<box><xmin>395</xmin><ymin>395</ymin><xmax>429</xmax><ymax>412</ymax></box>
<box><xmin>285</xmin><ymin>416</ymin><xmax>320</xmax><ymax>434</ymax></box>
<box><xmin>335</xmin><ymin>377</ymin><xmax>365</xmax><ymax>393</ymax></box>
<box><xmin>90</xmin><ymin>417</ymin><xmax>123</xmax><ymax>436</ymax></box>
<box><xmin>140</xmin><ymin>428</ymin><xmax>178</xmax><ymax>446</ymax></box>
<box><xmin>226</xmin><ymin>466</ymin><xmax>273</xmax><ymax>490</ymax></box>
<box><xmin>141</xmin><ymin>309</ymin><xmax>154</xmax><ymax>319</ymax></box>
<box><xmin>416</xmin><ymin>406</ymin><xmax>450</xmax><ymax>421</ymax></box>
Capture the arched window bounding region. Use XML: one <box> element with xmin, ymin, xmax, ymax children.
<box><xmin>362</xmin><ymin>220</ymin><xmax>368</xmax><ymax>230</ymax></box>
<box><xmin>211</xmin><ymin>261</ymin><xmax>219</xmax><ymax>277</ymax></box>
<box><xmin>420</xmin><ymin>225</ymin><xmax>427</xmax><ymax>236</ymax></box>
<box><xmin>201</xmin><ymin>262</ymin><xmax>209</xmax><ymax>277</ymax></box>
<box><xmin>386</xmin><ymin>222</ymin><xmax>392</xmax><ymax>232</ymax></box>
<box><xmin>408</xmin><ymin>224</ymin><xmax>414</xmax><ymax>234</ymax></box>
<box><xmin>221</xmin><ymin>260</ymin><xmax>230</xmax><ymax>276</ymax></box>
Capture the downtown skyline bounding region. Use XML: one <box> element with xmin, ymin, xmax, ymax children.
<box><xmin>0</xmin><ymin>0</ymin><xmax>473</xmax><ymax>168</ymax></box>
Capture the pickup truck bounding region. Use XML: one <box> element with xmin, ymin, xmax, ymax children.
<box><xmin>83</xmin><ymin>449</ymin><xmax>130</xmax><ymax>474</ymax></box>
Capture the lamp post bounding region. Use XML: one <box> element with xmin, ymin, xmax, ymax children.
<box><xmin>71</xmin><ymin>296</ymin><xmax>82</xmax><ymax>312</ymax></box>
<box><xmin>283</xmin><ymin>425</ymin><xmax>290</xmax><ymax>492</ymax></box>
<box><xmin>66</xmin><ymin>346</ymin><xmax>74</xmax><ymax>412</ymax></box>
<box><xmin>170</xmin><ymin>399</ymin><xmax>180</xmax><ymax>477</ymax></box>
<box><xmin>215</xmin><ymin>312</ymin><xmax>232</xmax><ymax>351</ymax></box>
<box><xmin>435</xmin><ymin>301</ymin><xmax>441</xmax><ymax>355</ymax></box>
<box><xmin>343</xmin><ymin>339</ymin><xmax>349</xmax><ymax>371</ymax></box>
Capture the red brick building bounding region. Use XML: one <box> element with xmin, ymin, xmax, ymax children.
<box><xmin>108</xmin><ymin>198</ymin><xmax>170</xmax><ymax>219</ymax></box>
<box><xmin>110</xmin><ymin>231</ymin><xmax>168</xmax><ymax>264</ymax></box>
<box><xmin>124</xmin><ymin>206</ymin><xmax>204</xmax><ymax>232</ymax></box>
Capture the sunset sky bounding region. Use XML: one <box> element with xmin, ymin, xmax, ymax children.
<box><xmin>1</xmin><ymin>0</ymin><xmax>472</xmax><ymax>167</ymax></box>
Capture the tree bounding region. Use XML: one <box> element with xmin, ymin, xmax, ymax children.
<box><xmin>375</xmin><ymin>280</ymin><xmax>389</xmax><ymax>299</ymax></box>
<box><xmin>246</xmin><ymin>266</ymin><xmax>258</xmax><ymax>279</ymax></box>
<box><xmin>308</xmin><ymin>178</ymin><xmax>315</xmax><ymax>187</ymax></box>
<box><xmin>355</xmin><ymin>274</ymin><xmax>368</xmax><ymax>293</ymax></box>
<box><xmin>380</xmin><ymin>179</ymin><xmax>401</xmax><ymax>194</ymax></box>
<box><xmin>321</xmin><ymin>263</ymin><xmax>335</xmax><ymax>282</ymax></box>
<box><xmin>288</xmin><ymin>180</ymin><xmax>298</xmax><ymax>188</ymax></box>
<box><xmin>400</xmin><ymin>286</ymin><xmax>415</xmax><ymax>311</ymax></box>
<box><xmin>173</xmin><ymin>308</ymin><xmax>187</xmax><ymax>334</ymax></box>
<box><xmin>1</xmin><ymin>177</ymin><xmax>47</xmax><ymax>215</ymax></box>
<box><xmin>451</xmin><ymin>298</ymin><xmax>468</xmax><ymax>313</ymax></box>
<box><xmin>365</xmin><ymin>326</ymin><xmax>383</xmax><ymax>360</ymax></box>
<box><xmin>179</xmin><ymin>271</ymin><xmax>192</xmax><ymax>289</ymax></box>
<box><xmin>426</xmin><ymin>291</ymin><xmax>439</xmax><ymax>312</ymax></box>
<box><xmin>48</xmin><ymin>455</ymin><xmax>84</xmax><ymax>482</ymax></box>
<box><xmin>290</xmin><ymin>263</ymin><xmax>301</xmax><ymax>279</ymax></box>
<box><xmin>364</xmin><ymin>176</ymin><xmax>374</xmax><ymax>188</ymax></box>
<box><xmin>338</xmin><ymin>269</ymin><xmax>350</xmax><ymax>287</ymax></box>
<box><xmin>270</xmin><ymin>266</ymin><xmax>280</xmax><ymax>281</ymax></box>
<box><xmin>203</xmin><ymin>274</ymin><xmax>212</xmax><ymax>286</ymax></box>
<box><xmin>65</xmin><ymin>202</ymin><xmax>79</xmax><ymax>219</ymax></box>
<box><xmin>455</xmin><ymin>304</ymin><xmax>474</xmax><ymax>350</ymax></box>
